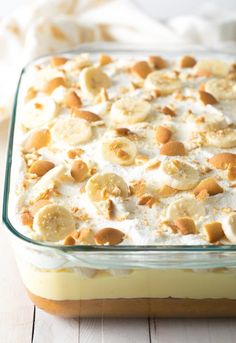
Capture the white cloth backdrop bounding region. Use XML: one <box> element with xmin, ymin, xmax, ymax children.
<box><xmin>0</xmin><ymin>0</ymin><xmax>236</xmax><ymax>122</ymax></box>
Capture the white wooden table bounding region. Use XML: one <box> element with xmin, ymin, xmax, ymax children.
<box><xmin>1</xmin><ymin>119</ymin><xmax>236</xmax><ymax>343</ymax></box>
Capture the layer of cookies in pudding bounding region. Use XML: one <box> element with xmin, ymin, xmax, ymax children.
<box><xmin>27</xmin><ymin>292</ymin><xmax>236</xmax><ymax>317</ymax></box>
<box><xmin>11</xmin><ymin>52</ymin><xmax>236</xmax><ymax>247</ymax></box>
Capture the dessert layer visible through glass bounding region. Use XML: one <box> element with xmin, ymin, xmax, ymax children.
<box><xmin>3</xmin><ymin>44</ymin><xmax>236</xmax><ymax>317</ymax></box>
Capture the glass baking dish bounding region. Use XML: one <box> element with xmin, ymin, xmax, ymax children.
<box><xmin>3</xmin><ymin>43</ymin><xmax>236</xmax><ymax>318</ymax></box>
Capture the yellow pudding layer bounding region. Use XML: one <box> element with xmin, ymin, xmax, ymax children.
<box><xmin>17</xmin><ymin>262</ymin><xmax>236</xmax><ymax>301</ymax></box>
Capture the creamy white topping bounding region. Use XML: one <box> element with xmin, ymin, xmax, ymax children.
<box><xmin>10</xmin><ymin>52</ymin><xmax>236</xmax><ymax>246</ymax></box>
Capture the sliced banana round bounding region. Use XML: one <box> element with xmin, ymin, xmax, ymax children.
<box><xmin>102</xmin><ymin>137</ymin><xmax>137</xmax><ymax>166</ymax></box>
<box><xmin>188</xmin><ymin>110</ymin><xmax>228</xmax><ymax>132</ymax></box>
<box><xmin>110</xmin><ymin>97</ymin><xmax>151</xmax><ymax>124</ymax></box>
<box><xmin>30</xmin><ymin>165</ymin><xmax>65</xmax><ymax>201</ymax></box>
<box><xmin>166</xmin><ymin>197</ymin><xmax>205</xmax><ymax>221</ymax></box>
<box><xmin>205</xmin><ymin>78</ymin><xmax>236</xmax><ymax>100</ymax></box>
<box><xmin>22</xmin><ymin>96</ymin><xmax>56</xmax><ymax>129</ymax></box>
<box><xmin>80</xmin><ymin>67</ymin><xmax>111</xmax><ymax>97</ymax></box>
<box><xmin>194</xmin><ymin>59</ymin><xmax>230</xmax><ymax>77</ymax></box>
<box><xmin>206</xmin><ymin>128</ymin><xmax>236</xmax><ymax>148</ymax></box>
<box><xmin>144</xmin><ymin>70</ymin><xmax>181</xmax><ymax>95</ymax></box>
<box><xmin>33</xmin><ymin>204</ymin><xmax>75</xmax><ymax>242</ymax></box>
<box><xmin>85</xmin><ymin>173</ymin><xmax>129</xmax><ymax>202</ymax></box>
<box><xmin>52</xmin><ymin>118</ymin><xmax>92</xmax><ymax>145</ymax></box>
<box><xmin>159</xmin><ymin>159</ymin><xmax>200</xmax><ymax>190</ymax></box>
<box><xmin>222</xmin><ymin>213</ymin><xmax>236</xmax><ymax>243</ymax></box>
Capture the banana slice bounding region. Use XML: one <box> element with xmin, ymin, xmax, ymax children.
<box><xmin>31</xmin><ymin>165</ymin><xmax>66</xmax><ymax>201</ymax></box>
<box><xmin>33</xmin><ymin>204</ymin><xmax>75</xmax><ymax>242</ymax></box>
<box><xmin>110</xmin><ymin>97</ymin><xmax>151</xmax><ymax>124</ymax></box>
<box><xmin>102</xmin><ymin>137</ymin><xmax>137</xmax><ymax>166</ymax></box>
<box><xmin>22</xmin><ymin>96</ymin><xmax>56</xmax><ymax>129</ymax></box>
<box><xmin>52</xmin><ymin>118</ymin><xmax>92</xmax><ymax>145</ymax></box>
<box><xmin>86</xmin><ymin>173</ymin><xmax>129</xmax><ymax>202</ymax></box>
<box><xmin>206</xmin><ymin>128</ymin><xmax>236</xmax><ymax>148</ymax></box>
<box><xmin>80</xmin><ymin>67</ymin><xmax>111</xmax><ymax>97</ymax></box>
<box><xmin>188</xmin><ymin>110</ymin><xmax>228</xmax><ymax>132</ymax></box>
<box><xmin>144</xmin><ymin>70</ymin><xmax>181</xmax><ymax>95</ymax></box>
<box><xmin>159</xmin><ymin>159</ymin><xmax>200</xmax><ymax>190</ymax></box>
<box><xmin>166</xmin><ymin>197</ymin><xmax>205</xmax><ymax>221</ymax></box>
<box><xmin>194</xmin><ymin>59</ymin><xmax>230</xmax><ymax>77</ymax></box>
<box><xmin>205</xmin><ymin>79</ymin><xmax>236</xmax><ymax>100</ymax></box>
<box><xmin>222</xmin><ymin>213</ymin><xmax>236</xmax><ymax>243</ymax></box>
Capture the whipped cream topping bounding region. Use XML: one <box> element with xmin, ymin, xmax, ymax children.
<box><xmin>10</xmin><ymin>52</ymin><xmax>236</xmax><ymax>246</ymax></box>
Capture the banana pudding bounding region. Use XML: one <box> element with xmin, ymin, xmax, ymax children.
<box><xmin>6</xmin><ymin>49</ymin><xmax>236</xmax><ymax>317</ymax></box>
<box><xmin>14</xmin><ymin>52</ymin><xmax>236</xmax><ymax>246</ymax></box>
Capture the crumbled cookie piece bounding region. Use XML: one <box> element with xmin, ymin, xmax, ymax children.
<box><xmin>160</xmin><ymin>141</ymin><xmax>185</xmax><ymax>156</ymax></box>
<box><xmin>138</xmin><ymin>194</ymin><xmax>157</xmax><ymax>208</ymax></box>
<box><xmin>161</xmin><ymin>106</ymin><xmax>176</xmax><ymax>116</ymax></box>
<box><xmin>155</xmin><ymin>126</ymin><xmax>172</xmax><ymax>144</ymax></box>
<box><xmin>94</xmin><ymin>227</ymin><xmax>125</xmax><ymax>245</ymax></box>
<box><xmin>204</xmin><ymin>222</ymin><xmax>225</xmax><ymax>243</ymax></box>
<box><xmin>99</xmin><ymin>54</ymin><xmax>113</xmax><ymax>66</ymax></box>
<box><xmin>199</xmin><ymin>90</ymin><xmax>218</xmax><ymax>105</ymax></box>
<box><xmin>175</xmin><ymin>217</ymin><xmax>197</xmax><ymax>235</ymax></box>
<box><xmin>193</xmin><ymin>177</ymin><xmax>223</xmax><ymax>196</ymax></box>
<box><xmin>179</xmin><ymin>56</ymin><xmax>197</xmax><ymax>68</ymax></box>
<box><xmin>131</xmin><ymin>61</ymin><xmax>152</xmax><ymax>79</ymax></box>
<box><xmin>148</xmin><ymin>56</ymin><xmax>168</xmax><ymax>69</ymax></box>
<box><xmin>71</xmin><ymin>160</ymin><xmax>89</xmax><ymax>182</ymax></box>
<box><xmin>64</xmin><ymin>90</ymin><xmax>82</xmax><ymax>109</ymax></box>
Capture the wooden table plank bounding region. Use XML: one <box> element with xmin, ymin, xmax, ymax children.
<box><xmin>80</xmin><ymin>318</ymin><xmax>103</xmax><ymax>342</ymax></box>
<box><xmin>33</xmin><ymin>309</ymin><xmax>79</xmax><ymax>343</ymax></box>
<box><xmin>151</xmin><ymin>319</ymin><xmax>210</xmax><ymax>343</ymax></box>
<box><xmin>102</xmin><ymin>318</ymin><xmax>150</xmax><ymax>343</ymax></box>
<box><xmin>150</xmin><ymin>318</ymin><xmax>236</xmax><ymax>343</ymax></box>
<box><xmin>0</xmin><ymin>120</ymin><xmax>35</xmax><ymax>343</ymax></box>
<box><xmin>33</xmin><ymin>316</ymin><xmax>150</xmax><ymax>343</ymax></box>
<box><xmin>207</xmin><ymin>319</ymin><xmax>236</xmax><ymax>343</ymax></box>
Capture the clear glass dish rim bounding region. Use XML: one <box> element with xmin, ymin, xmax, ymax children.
<box><xmin>3</xmin><ymin>42</ymin><xmax>236</xmax><ymax>253</ymax></box>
